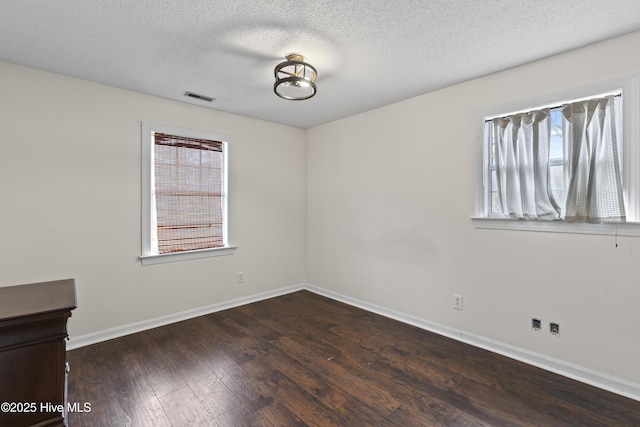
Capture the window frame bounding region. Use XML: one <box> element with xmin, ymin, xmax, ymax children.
<box><xmin>140</xmin><ymin>122</ymin><xmax>236</xmax><ymax>265</ymax></box>
<box><xmin>472</xmin><ymin>74</ymin><xmax>640</xmax><ymax>236</ymax></box>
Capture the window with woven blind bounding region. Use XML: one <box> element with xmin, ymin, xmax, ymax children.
<box><xmin>141</xmin><ymin>122</ymin><xmax>234</xmax><ymax>265</ymax></box>
<box><xmin>153</xmin><ymin>132</ymin><xmax>224</xmax><ymax>253</ymax></box>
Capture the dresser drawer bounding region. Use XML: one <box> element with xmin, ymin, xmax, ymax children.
<box><xmin>0</xmin><ymin>311</ymin><xmax>70</xmax><ymax>351</ymax></box>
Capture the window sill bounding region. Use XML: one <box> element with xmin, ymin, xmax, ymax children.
<box><xmin>139</xmin><ymin>246</ymin><xmax>237</xmax><ymax>266</ymax></box>
<box><xmin>471</xmin><ymin>217</ymin><xmax>640</xmax><ymax>237</ymax></box>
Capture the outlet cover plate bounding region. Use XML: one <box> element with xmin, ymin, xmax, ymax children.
<box><xmin>532</xmin><ymin>318</ymin><xmax>542</xmax><ymax>331</ymax></box>
<box><xmin>453</xmin><ymin>294</ymin><xmax>463</xmax><ymax>311</ymax></box>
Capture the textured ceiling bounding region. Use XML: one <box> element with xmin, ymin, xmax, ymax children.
<box><xmin>1</xmin><ymin>1</ymin><xmax>640</xmax><ymax>128</ymax></box>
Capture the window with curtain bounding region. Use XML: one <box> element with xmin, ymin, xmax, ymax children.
<box><xmin>485</xmin><ymin>93</ymin><xmax>626</xmax><ymax>224</ymax></box>
<box><xmin>140</xmin><ymin>122</ymin><xmax>234</xmax><ymax>265</ymax></box>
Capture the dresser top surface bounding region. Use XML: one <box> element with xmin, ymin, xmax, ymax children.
<box><xmin>0</xmin><ymin>279</ymin><xmax>77</xmax><ymax>321</ymax></box>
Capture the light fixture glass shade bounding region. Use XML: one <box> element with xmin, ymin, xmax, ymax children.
<box><xmin>274</xmin><ymin>54</ymin><xmax>317</xmax><ymax>100</ymax></box>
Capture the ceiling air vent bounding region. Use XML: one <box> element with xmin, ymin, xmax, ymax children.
<box><xmin>184</xmin><ymin>91</ymin><xmax>215</xmax><ymax>102</ymax></box>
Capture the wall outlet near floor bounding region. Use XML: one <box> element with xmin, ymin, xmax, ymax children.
<box><xmin>453</xmin><ymin>294</ymin><xmax>463</xmax><ymax>311</ymax></box>
<box><xmin>237</xmin><ymin>271</ymin><xmax>245</xmax><ymax>284</ymax></box>
<box><xmin>550</xmin><ymin>321</ymin><xmax>560</xmax><ymax>335</ymax></box>
<box><xmin>531</xmin><ymin>318</ymin><xmax>542</xmax><ymax>331</ymax></box>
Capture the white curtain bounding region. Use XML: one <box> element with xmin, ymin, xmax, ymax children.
<box><xmin>493</xmin><ymin>108</ymin><xmax>561</xmax><ymax>220</ymax></box>
<box><xmin>562</xmin><ymin>95</ymin><xmax>625</xmax><ymax>223</ymax></box>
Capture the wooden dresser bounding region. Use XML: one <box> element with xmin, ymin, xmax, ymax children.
<box><xmin>0</xmin><ymin>279</ymin><xmax>77</xmax><ymax>427</ymax></box>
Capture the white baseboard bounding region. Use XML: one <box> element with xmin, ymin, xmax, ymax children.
<box><xmin>67</xmin><ymin>282</ymin><xmax>640</xmax><ymax>402</ymax></box>
<box><xmin>304</xmin><ymin>284</ymin><xmax>640</xmax><ymax>402</ymax></box>
<box><xmin>66</xmin><ymin>284</ymin><xmax>304</xmax><ymax>350</ymax></box>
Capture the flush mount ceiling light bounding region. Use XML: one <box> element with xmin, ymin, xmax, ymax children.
<box><xmin>273</xmin><ymin>54</ymin><xmax>317</xmax><ymax>100</ymax></box>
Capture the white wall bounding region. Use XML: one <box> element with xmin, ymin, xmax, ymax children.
<box><xmin>0</xmin><ymin>61</ymin><xmax>307</xmax><ymax>339</ymax></box>
<box><xmin>307</xmin><ymin>31</ymin><xmax>640</xmax><ymax>384</ymax></box>
<box><xmin>2</xmin><ymin>31</ymin><xmax>639</xmax><ymax>389</ymax></box>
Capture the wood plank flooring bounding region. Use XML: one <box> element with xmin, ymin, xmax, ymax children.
<box><xmin>66</xmin><ymin>290</ymin><xmax>640</xmax><ymax>426</ymax></box>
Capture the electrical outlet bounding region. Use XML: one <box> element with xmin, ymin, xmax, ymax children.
<box><xmin>550</xmin><ymin>322</ymin><xmax>560</xmax><ymax>335</ymax></box>
<box><xmin>237</xmin><ymin>272</ymin><xmax>245</xmax><ymax>284</ymax></box>
<box><xmin>531</xmin><ymin>318</ymin><xmax>542</xmax><ymax>331</ymax></box>
<box><xmin>453</xmin><ymin>294</ymin><xmax>463</xmax><ymax>311</ymax></box>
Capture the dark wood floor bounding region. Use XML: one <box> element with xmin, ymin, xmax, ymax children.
<box><xmin>67</xmin><ymin>290</ymin><xmax>640</xmax><ymax>426</ymax></box>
